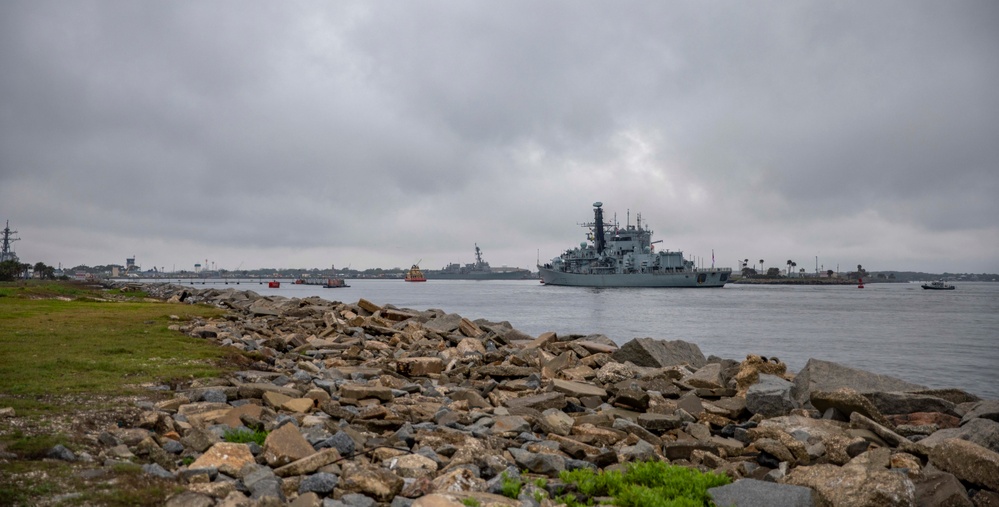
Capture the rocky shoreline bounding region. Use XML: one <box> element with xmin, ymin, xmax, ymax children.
<box><xmin>18</xmin><ymin>281</ymin><xmax>999</xmax><ymax>506</ymax></box>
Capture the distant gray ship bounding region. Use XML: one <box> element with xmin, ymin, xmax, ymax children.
<box><xmin>538</xmin><ymin>202</ymin><xmax>731</xmax><ymax>288</ymax></box>
<box><xmin>424</xmin><ymin>244</ymin><xmax>532</xmax><ymax>280</ymax></box>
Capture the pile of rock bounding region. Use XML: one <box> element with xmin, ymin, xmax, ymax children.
<box><xmin>62</xmin><ymin>283</ymin><xmax>999</xmax><ymax>505</ymax></box>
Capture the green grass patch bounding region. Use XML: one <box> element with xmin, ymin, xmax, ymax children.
<box><xmin>0</xmin><ymin>460</ymin><xmax>186</xmax><ymax>507</ymax></box>
<box><xmin>0</xmin><ymin>281</ymin><xmax>230</xmax><ymax>415</ymax></box>
<box><xmin>500</xmin><ymin>470</ymin><xmax>523</xmax><ymax>498</ymax></box>
<box><xmin>0</xmin><ymin>280</ymin><xmax>251</xmax><ymax>506</ymax></box>
<box><xmin>223</xmin><ymin>428</ymin><xmax>268</xmax><ymax>446</ymax></box>
<box><xmin>558</xmin><ymin>460</ymin><xmax>731</xmax><ymax>507</ymax></box>
<box><xmin>5</xmin><ymin>430</ymin><xmax>72</xmax><ymax>459</ymax></box>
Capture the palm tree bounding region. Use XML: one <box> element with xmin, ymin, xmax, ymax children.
<box><xmin>759</xmin><ymin>259</ymin><xmax>764</xmax><ymax>273</ymax></box>
<box><xmin>786</xmin><ymin>260</ymin><xmax>792</xmax><ymax>276</ymax></box>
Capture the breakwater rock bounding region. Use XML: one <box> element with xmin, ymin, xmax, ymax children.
<box><xmin>66</xmin><ymin>282</ymin><xmax>999</xmax><ymax>505</ymax></box>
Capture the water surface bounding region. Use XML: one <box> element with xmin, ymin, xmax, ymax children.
<box><xmin>170</xmin><ymin>278</ymin><xmax>999</xmax><ymax>399</ymax></box>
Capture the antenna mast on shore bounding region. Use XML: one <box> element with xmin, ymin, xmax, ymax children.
<box><xmin>1</xmin><ymin>220</ymin><xmax>20</xmax><ymax>262</ymax></box>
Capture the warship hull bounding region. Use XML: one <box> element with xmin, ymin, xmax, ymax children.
<box><xmin>538</xmin><ymin>201</ymin><xmax>732</xmax><ymax>288</ymax></box>
<box><xmin>424</xmin><ymin>270</ymin><xmax>531</xmax><ymax>280</ymax></box>
<box><xmin>538</xmin><ymin>266</ymin><xmax>729</xmax><ymax>287</ymax></box>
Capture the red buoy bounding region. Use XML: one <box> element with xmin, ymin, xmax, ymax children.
<box><xmin>858</xmin><ymin>277</ymin><xmax>864</xmax><ymax>289</ymax></box>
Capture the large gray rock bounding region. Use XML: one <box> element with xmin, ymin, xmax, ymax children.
<box><xmin>508</xmin><ymin>447</ymin><xmax>566</xmax><ymax>477</ymax></box>
<box><xmin>862</xmin><ymin>391</ymin><xmax>957</xmax><ymax>416</ymax></box>
<box><xmin>551</xmin><ymin>379</ymin><xmax>607</xmax><ymax>399</ymax></box>
<box><xmin>243</xmin><ymin>464</ymin><xmax>286</xmax><ymax>501</ymax></box>
<box><xmin>611</xmin><ymin>338</ymin><xmax>706</xmax><ymax>369</ymax></box>
<box><xmin>912</xmin><ymin>471</ymin><xmax>973</xmax><ymax>507</ymax></box>
<box><xmin>709</xmin><ymin>479</ymin><xmax>814</xmax><ymax>507</ymax></box>
<box><xmin>791</xmin><ymin>359</ymin><xmax>926</xmax><ymax>405</ymax></box>
<box><xmin>918</xmin><ymin>417</ymin><xmax>999</xmax><ymax>454</ymax></box>
<box><xmin>503</xmin><ymin>392</ymin><xmax>566</xmax><ymax>411</ymax></box>
<box><xmin>746</xmin><ymin>374</ymin><xmax>796</xmax><ymax>418</ymax></box>
<box><xmin>340</xmin><ymin>464</ymin><xmax>405</xmax><ymax>502</ymax></box>
<box><xmin>928</xmin><ymin>438</ymin><xmax>999</xmax><ymax>491</ymax></box>
<box><xmin>960</xmin><ymin>400</ymin><xmax>999</xmax><ymax>425</ymax></box>
<box><xmin>262</xmin><ymin>423</ymin><xmax>317</xmax><ymax>467</ymax></box>
<box><xmin>299</xmin><ymin>472</ymin><xmax>339</xmax><ymax>495</ymax></box>
<box><xmin>685</xmin><ymin>363</ymin><xmax>724</xmax><ymax>389</ymax></box>
<box><xmin>783</xmin><ymin>463</ymin><xmax>916</xmax><ymax>507</ymax></box>
<box><xmin>811</xmin><ymin>389</ymin><xmax>894</xmax><ymax>428</ymax></box>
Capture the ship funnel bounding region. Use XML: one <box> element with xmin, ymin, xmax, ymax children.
<box><xmin>593</xmin><ymin>203</ymin><xmax>606</xmax><ymax>254</ymax></box>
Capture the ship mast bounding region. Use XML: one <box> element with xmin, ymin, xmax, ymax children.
<box><xmin>0</xmin><ymin>220</ymin><xmax>19</xmax><ymax>262</ymax></box>
<box><xmin>592</xmin><ymin>202</ymin><xmax>606</xmax><ymax>254</ymax></box>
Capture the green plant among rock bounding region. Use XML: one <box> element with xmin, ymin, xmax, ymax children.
<box><xmin>558</xmin><ymin>460</ymin><xmax>731</xmax><ymax>507</ymax></box>
<box><xmin>499</xmin><ymin>470</ymin><xmax>524</xmax><ymax>499</ymax></box>
<box><xmin>462</xmin><ymin>498</ymin><xmax>482</xmax><ymax>507</ymax></box>
<box><xmin>223</xmin><ymin>428</ymin><xmax>268</xmax><ymax>446</ymax></box>
<box><xmin>533</xmin><ymin>488</ymin><xmax>548</xmax><ymax>503</ymax></box>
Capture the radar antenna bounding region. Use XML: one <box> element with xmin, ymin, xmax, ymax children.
<box><xmin>0</xmin><ymin>220</ymin><xmax>20</xmax><ymax>262</ymax></box>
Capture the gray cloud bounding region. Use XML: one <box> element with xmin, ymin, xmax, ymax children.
<box><xmin>2</xmin><ymin>0</ymin><xmax>997</xmax><ymax>273</ymax></box>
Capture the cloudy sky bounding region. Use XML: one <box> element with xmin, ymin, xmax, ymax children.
<box><xmin>2</xmin><ymin>1</ymin><xmax>997</xmax><ymax>274</ymax></box>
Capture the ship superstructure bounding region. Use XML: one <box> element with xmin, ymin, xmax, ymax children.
<box><xmin>538</xmin><ymin>202</ymin><xmax>731</xmax><ymax>287</ymax></box>
<box><xmin>1</xmin><ymin>220</ymin><xmax>19</xmax><ymax>263</ymax></box>
<box><xmin>425</xmin><ymin>244</ymin><xmax>531</xmax><ymax>280</ymax></box>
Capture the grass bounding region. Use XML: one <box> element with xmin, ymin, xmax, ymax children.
<box><xmin>0</xmin><ymin>447</ymin><xmax>188</xmax><ymax>507</ymax></box>
<box><xmin>0</xmin><ymin>281</ymin><xmax>230</xmax><ymax>415</ymax></box>
<box><xmin>4</xmin><ymin>430</ymin><xmax>72</xmax><ymax>459</ymax></box>
<box><xmin>223</xmin><ymin>428</ymin><xmax>268</xmax><ymax>446</ymax></box>
<box><xmin>500</xmin><ymin>471</ymin><xmax>523</xmax><ymax>498</ymax></box>
<box><xmin>558</xmin><ymin>460</ymin><xmax>731</xmax><ymax>507</ymax></box>
<box><xmin>0</xmin><ymin>280</ymin><xmax>246</xmax><ymax>506</ymax></box>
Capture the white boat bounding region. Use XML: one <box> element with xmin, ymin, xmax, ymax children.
<box><xmin>921</xmin><ymin>281</ymin><xmax>955</xmax><ymax>290</ymax></box>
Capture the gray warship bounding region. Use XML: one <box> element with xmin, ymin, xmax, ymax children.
<box><xmin>538</xmin><ymin>202</ymin><xmax>731</xmax><ymax>287</ymax></box>
<box><xmin>424</xmin><ymin>244</ymin><xmax>532</xmax><ymax>280</ymax></box>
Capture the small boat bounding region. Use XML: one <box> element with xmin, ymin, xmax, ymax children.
<box><xmin>404</xmin><ymin>264</ymin><xmax>427</xmax><ymax>282</ymax></box>
<box><xmin>323</xmin><ymin>278</ymin><xmax>349</xmax><ymax>288</ymax></box>
<box><xmin>268</xmin><ymin>280</ymin><xmax>281</xmax><ymax>288</ymax></box>
<box><xmin>922</xmin><ymin>281</ymin><xmax>955</xmax><ymax>290</ymax></box>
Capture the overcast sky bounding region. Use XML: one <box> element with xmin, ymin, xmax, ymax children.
<box><xmin>2</xmin><ymin>1</ymin><xmax>997</xmax><ymax>274</ymax></box>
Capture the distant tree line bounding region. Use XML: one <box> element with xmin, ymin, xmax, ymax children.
<box><xmin>0</xmin><ymin>260</ymin><xmax>61</xmax><ymax>281</ymax></box>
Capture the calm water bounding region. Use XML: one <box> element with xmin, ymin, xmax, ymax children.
<box><xmin>169</xmin><ymin>278</ymin><xmax>999</xmax><ymax>400</ymax></box>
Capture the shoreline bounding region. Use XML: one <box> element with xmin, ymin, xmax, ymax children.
<box><xmin>7</xmin><ymin>280</ymin><xmax>998</xmax><ymax>505</ymax></box>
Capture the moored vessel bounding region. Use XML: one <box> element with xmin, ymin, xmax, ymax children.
<box><xmin>404</xmin><ymin>264</ymin><xmax>427</xmax><ymax>282</ymax></box>
<box><xmin>538</xmin><ymin>202</ymin><xmax>731</xmax><ymax>288</ymax></box>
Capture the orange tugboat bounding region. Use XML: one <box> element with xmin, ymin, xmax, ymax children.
<box><xmin>404</xmin><ymin>264</ymin><xmax>427</xmax><ymax>282</ymax></box>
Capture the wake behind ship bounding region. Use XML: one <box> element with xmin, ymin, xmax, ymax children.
<box><xmin>538</xmin><ymin>202</ymin><xmax>731</xmax><ymax>288</ymax></box>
